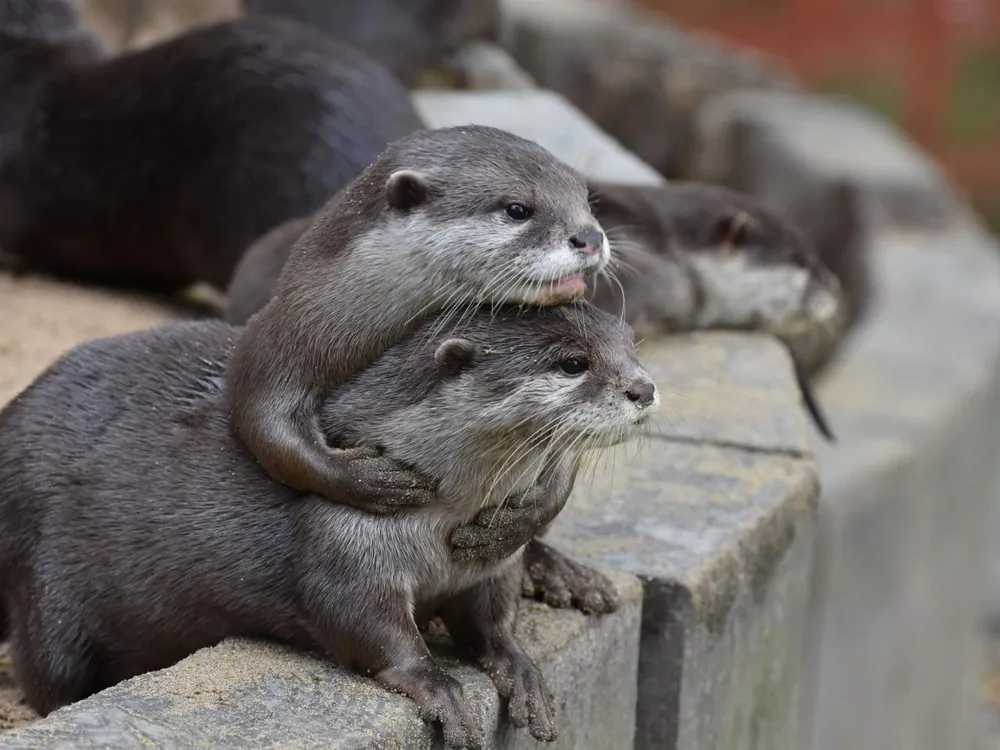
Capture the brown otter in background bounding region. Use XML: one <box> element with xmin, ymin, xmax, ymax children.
<box><xmin>240</xmin><ymin>0</ymin><xmax>499</xmax><ymax>87</ymax></box>
<box><xmin>0</xmin><ymin>0</ymin><xmax>422</xmax><ymax>292</ymax></box>
<box><xmin>225</xmin><ymin>125</ymin><xmax>611</xmax><ymax>516</ymax></box>
<box><xmin>0</xmin><ymin>302</ymin><xmax>655</xmax><ymax>746</ymax></box>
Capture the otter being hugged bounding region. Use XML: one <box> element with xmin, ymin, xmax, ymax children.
<box><xmin>0</xmin><ymin>301</ymin><xmax>655</xmax><ymax>748</ymax></box>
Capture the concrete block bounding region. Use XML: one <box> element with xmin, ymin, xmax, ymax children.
<box><xmin>548</xmin><ymin>406</ymin><xmax>817</xmax><ymax>749</ymax></box>
<box><xmin>693</xmin><ymin>91</ymin><xmax>962</xmax><ymax>232</ymax></box>
<box><xmin>0</xmin><ymin>575</ymin><xmax>642</xmax><ymax>749</ymax></box>
<box><xmin>496</xmin><ymin>0</ymin><xmax>794</xmax><ymax>178</ymax></box>
<box><xmin>799</xmin><ymin>226</ymin><xmax>1000</xmax><ymax>750</ymax></box>
<box><xmin>413</xmin><ymin>89</ymin><xmax>664</xmax><ymax>185</ymax></box>
<box><xmin>444</xmin><ymin>41</ymin><xmax>537</xmax><ymax>91</ymax></box>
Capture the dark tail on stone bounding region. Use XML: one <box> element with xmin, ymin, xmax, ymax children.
<box><xmin>792</xmin><ymin>352</ymin><xmax>835</xmax><ymax>442</ymax></box>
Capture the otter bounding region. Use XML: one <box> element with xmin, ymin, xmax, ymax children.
<box><xmin>225</xmin><ymin>125</ymin><xmax>611</xmax><ymax>516</ymax></box>
<box><xmin>241</xmin><ymin>0</ymin><xmax>499</xmax><ymax>87</ymax></box>
<box><xmin>0</xmin><ymin>0</ymin><xmax>422</xmax><ymax>292</ymax></box>
<box><xmin>224</xmin><ymin>177</ymin><xmax>840</xmax><ymax>440</ymax></box>
<box><xmin>588</xmin><ymin>180</ymin><xmax>844</xmax><ymax>440</ymax></box>
<box><xmin>0</xmin><ymin>302</ymin><xmax>655</xmax><ymax>748</ymax></box>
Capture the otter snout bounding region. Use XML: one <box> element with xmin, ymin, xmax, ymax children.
<box><xmin>570</xmin><ymin>228</ymin><xmax>605</xmax><ymax>256</ymax></box>
<box><xmin>626</xmin><ymin>379</ymin><xmax>656</xmax><ymax>408</ymax></box>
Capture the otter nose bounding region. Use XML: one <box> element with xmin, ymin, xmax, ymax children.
<box><xmin>569</xmin><ymin>228</ymin><xmax>604</xmax><ymax>255</ymax></box>
<box><xmin>625</xmin><ymin>379</ymin><xmax>656</xmax><ymax>408</ymax></box>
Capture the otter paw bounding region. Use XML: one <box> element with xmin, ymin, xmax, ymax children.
<box><xmin>342</xmin><ymin>446</ymin><xmax>437</xmax><ymax>512</ymax></box>
<box><xmin>482</xmin><ymin>645</ymin><xmax>557</xmax><ymax>742</ymax></box>
<box><xmin>449</xmin><ymin>505</ymin><xmax>539</xmax><ymax>563</ymax></box>
<box><xmin>522</xmin><ymin>539</ymin><xmax>620</xmax><ymax>615</ymax></box>
<box><xmin>396</xmin><ymin>665</ymin><xmax>484</xmax><ymax>749</ymax></box>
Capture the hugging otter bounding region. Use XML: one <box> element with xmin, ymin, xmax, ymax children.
<box><xmin>225</xmin><ymin>125</ymin><xmax>611</xmax><ymax>515</ymax></box>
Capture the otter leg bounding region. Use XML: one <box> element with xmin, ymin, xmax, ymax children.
<box><xmin>521</xmin><ymin>537</ymin><xmax>620</xmax><ymax>615</ymax></box>
<box><xmin>298</xmin><ymin>577</ymin><xmax>482</xmax><ymax>749</ymax></box>
<box><xmin>439</xmin><ymin>564</ymin><xmax>558</xmax><ymax>743</ymax></box>
<box><xmin>6</xmin><ymin>586</ymin><xmax>99</xmax><ymax>716</ymax></box>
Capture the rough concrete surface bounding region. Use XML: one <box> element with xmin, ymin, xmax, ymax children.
<box><xmin>0</xmin><ymin>574</ymin><xmax>642</xmax><ymax>749</ymax></box>
<box><xmin>413</xmin><ymin>90</ymin><xmax>664</xmax><ymax>185</ymax></box>
<box><xmin>799</xmin><ymin>226</ymin><xmax>1000</xmax><ymax>750</ymax></box>
<box><xmin>0</xmin><ymin>272</ymin><xmax>178</xmax><ymax>404</ymax></box>
<box><xmin>548</xmin><ymin>393</ymin><xmax>817</xmax><ymax>750</ymax></box>
<box><xmin>692</xmin><ymin>91</ymin><xmax>961</xmax><ymax>231</ymax></box>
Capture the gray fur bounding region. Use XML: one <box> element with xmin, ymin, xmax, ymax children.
<box><xmin>0</xmin><ymin>302</ymin><xmax>654</xmax><ymax>747</ymax></box>
<box><xmin>225</xmin><ymin>125</ymin><xmax>612</xmax><ymax>514</ymax></box>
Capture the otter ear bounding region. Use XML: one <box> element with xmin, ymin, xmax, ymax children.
<box><xmin>719</xmin><ymin>211</ymin><xmax>757</xmax><ymax>253</ymax></box>
<box><xmin>386</xmin><ymin>169</ymin><xmax>431</xmax><ymax>211</ymax></box>
<box><xmin>434</xmin><ymin>338</ymin><xmax>480</xmax><ymax>377</ymax></box>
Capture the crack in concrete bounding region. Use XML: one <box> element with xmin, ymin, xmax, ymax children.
<box><xmin>647</xmin><ymin>432</ymin><xmax>811</xmax><ymax>460</ymax></box>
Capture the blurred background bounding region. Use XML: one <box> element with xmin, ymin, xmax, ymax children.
<box><xmin>75</xmin><ymin>0</ymin><xmax>1000</xmax><ymax>232</ymax></box>
<box><xmin>625</xmin><ymin>0</ymin><xmax>1000</xmax><ymax>233</ymax></box>
<box><xmin>633</xmin><ymin>0</ymin><xmax>1000</xmax><ymax>233</ymax></box>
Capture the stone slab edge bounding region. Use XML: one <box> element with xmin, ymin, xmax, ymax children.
<box><xmin>0</xmin><ymin>574</ymin><xmax>642</xmax><ymax>749</ymax></box>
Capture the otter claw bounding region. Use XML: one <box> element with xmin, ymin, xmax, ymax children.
<box><xmin>522</xmin><ymin>540</ymin><xmax>619</xmax><ymax>615</ymax></box>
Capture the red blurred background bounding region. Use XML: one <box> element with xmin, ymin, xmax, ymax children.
<box><xmin>634</xmin><ymin>0</ymin><xmax>1000</xmax><ymax>230</ymax></box>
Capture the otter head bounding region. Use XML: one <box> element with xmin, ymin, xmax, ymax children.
<box><xmin>323</xmin><ymin>301</ymin><xmax>656</xmax><ymax>509</ymax></box>
<box><xmin>677</xmin><ymin>187</ymin><xmax>848</xmax><ymax>372</ymax></box>
<box><xmin>364</xmin><ymin>125</ymin><xmax>611</xmax><ymax>307</ymax></box>
<box><xmin>593</xmin><ymin>181</ymin><xmax>848</xmax><ymax>373</ymax></box>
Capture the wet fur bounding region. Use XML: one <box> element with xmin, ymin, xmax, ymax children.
<box><xmin>0</xmin><ymin>302</ymin><xmax>652</xmax><ymax>745</ymax></box>
<box><xmin>226</xmin><ymin>125</ymin><xmax>610</xmax><ymax>512</ymax></box>
<box><xmin>0</xmin><ymin>1</ymin><xmax>422</xmax><ymax>291</ymax></box>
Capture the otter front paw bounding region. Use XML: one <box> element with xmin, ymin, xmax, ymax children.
<box><xmin>481</xmin><ymin>644</ymin><xmax>557</xmax><ymax>743</ymax></box>
<box><xmin>381</xmin><ymin>663</ymin><xmax>484</xmax><ymax>749</ymax></box>
<box><xmin>522</xmin><ymin>539</ymin><xmax>620</xmax><ymax>615</ymax></box>
<box><xmin>341</xmin><ymin>446</ymin><xmax>437</xmax><ymax>514</ymax></box>
<box><xmin>449</xmin><ymin>505</ymin><xmax>541</xmax><ymax>563</ymax></box>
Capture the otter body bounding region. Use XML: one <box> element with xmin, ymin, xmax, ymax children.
<box><xmin>225</xmin><ymin>125</ymin><xmax>611</xmax><ymax>514</ymax></box>
<box><xmin>242</xmin><ymin>0</ymin><xmax>498</xmax><ymax>86</ymax></box>
<box><xmin>0</xmin><ymin>303</ymin><xmax>655</xmax><ymax>746</ymax></box>
<box><xmin>588</xmin><ymin>180</ymin><xmax>846</xmax><ymax>371</ymax></box>
<box><xmin>0</xmin><ymin>2</ymin><xmax>422</xmax><ymax>291</ymax></box>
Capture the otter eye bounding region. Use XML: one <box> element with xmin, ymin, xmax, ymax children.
<box><xmin>557</xmin><ymin>357</ymin><xmax>589</xmax><ymax>376</ymax></box>
<box><xmin>505</xmin><ymin>203</ymin><xmax>531</xmax><ymax>221</ymax></box>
